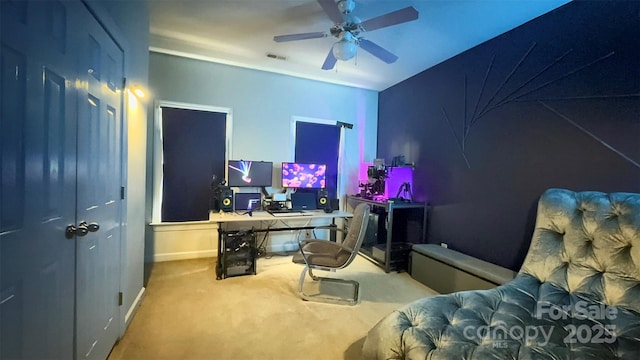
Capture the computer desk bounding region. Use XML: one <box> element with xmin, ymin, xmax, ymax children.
<box><xmin>209</xmin><ymin>210</ymin><xmax>353</xmax><ymax>279</ymax></box>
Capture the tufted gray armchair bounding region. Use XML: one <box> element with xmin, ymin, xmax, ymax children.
<box><xmin>362</xmin><ymin>189</ymin><xmax>640</xmax><ymax>359</ymax></box>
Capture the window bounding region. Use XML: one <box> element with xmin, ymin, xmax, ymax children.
<box><xmin>291</xmin><ymin>117</ymin><xmax>347</xmax><ymax>200</ymax></box>
<box><xmin>153</xmin><ymin>101</ymin><xmax>232</xmax><ymax>222</ymax></box>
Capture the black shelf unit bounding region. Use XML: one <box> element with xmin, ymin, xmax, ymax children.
<box><xmin>217</xmin><ymin>230</ymin><xmax>257</xmax><ymax>279</ymax></box>
<box><xmin>346</xmin><ymin>195</ymin><xmax>427</xmax><ymax>272</ymax></box>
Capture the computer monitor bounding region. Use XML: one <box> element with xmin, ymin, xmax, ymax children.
<box><xmin>290</xmin><ymin>191</ymin><xmax>317</xmax><ymax>211</ymax></box>
<box><xmin>281</xmin><ymin>162</ymin><xmax>326</xmax><ymax>189</ymax></box>
<box><xmin>234</xmin><ymin>192</ymin><xmax>262</xmax><ymax>211</ymax></box>
<box><xmin>227</xmin><ymin>160</ymin><xmax>273</xmax><ymax>187</ymax></box>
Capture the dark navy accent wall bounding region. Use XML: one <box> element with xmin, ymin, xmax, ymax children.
<box><xmin>377</xmin><ymin>1</ymin><xmax>640</xmax><ymax>270</ymax></box>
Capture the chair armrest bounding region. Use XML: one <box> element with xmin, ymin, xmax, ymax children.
<box><xmin>299</xmin><ymin>239</ymin><xmax>354</xmax><ymax>252</ymax></box>
<box><xmin>297</xmin><ymin>239</ymin><xmax>355</xmax><ymax>266</ymax></box>
<box><xmin>312</xmin><ymin>225</ymin><xmax>346</xmax><ymax>233</ymax></box>
<box><xmin>305</xmin><ymin>225</ymin><xmax>346</xmax><ymax>242</ymax></box>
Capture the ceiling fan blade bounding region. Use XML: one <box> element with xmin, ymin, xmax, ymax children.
<box><xmin>273</xmin><ymin>32</ymin><xmax>327</xmax><ymax>42</ymax></box>
<box><xmin>321</xmin><ymin>48</ymin><xmax>338</xmax><ymax>70</ymax></box>
<box><xmin>317</xmin><ymin>0</ymin><xmax>344</xmax><ymax>24</ymax></box>
<box><xmin>358</xmin><ymin>39</ymin><xmax>398</xmax><ymax>64</ymax></box>
<box><xmin>359</xmin><ymin>6</ymin><xmax>419</xmax><ymax>32</ymax></box>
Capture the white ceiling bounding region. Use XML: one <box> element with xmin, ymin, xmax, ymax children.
<box><xmin>149</xmin><ymin>0</ymin><xmax>571</xmax><ymax>91</ymax></box>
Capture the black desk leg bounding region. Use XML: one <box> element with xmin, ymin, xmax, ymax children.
<box><xmin>216</xmin><ymin>226</ymin><xmax>223</xmax><ymax>280</ymax></box>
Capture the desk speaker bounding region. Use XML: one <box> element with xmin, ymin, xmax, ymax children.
<box><xmin>317</xmin><ymin>189</ymin><xmax>329</xmax><ymax>210</ymax></box>
<box><xmin>217</xmin><ymin>187</ymin><xmax>234</xmax><ymax>212</ymax></box>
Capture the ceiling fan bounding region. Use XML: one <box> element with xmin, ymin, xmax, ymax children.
<box><xmin>273</xmin><ymin>0</ymin><xmax>419</xmax><ymax>70</ymax></box>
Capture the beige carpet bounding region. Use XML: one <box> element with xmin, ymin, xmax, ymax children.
<box><xmin>108</xmin><ymin>254</ymin><xmax>437</xmax><ymax>360</ymax></box>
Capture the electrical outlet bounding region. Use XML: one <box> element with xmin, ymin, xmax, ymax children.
<box><xmin>440</xmin><ymin>242</ymin><xmax>448</xmax><ymax>248</ymax></box>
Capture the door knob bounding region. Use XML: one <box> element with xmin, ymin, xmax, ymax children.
<box><xmin>65</xmin><ymin>224</ymin><xmax>77</xmax><ymax>239</ymax></box>
<box><xmin>76</xmin><ymin>222</ymin><xmax>90</xmax><ymax>236</ymax></box>
<box><xmin>79</xmin><ymin>221</ymin><xmax>100</xmax><ymax>232</ymax></box>
<box><xmin>65</xmin><ymin>222</ymin><xmax>100</xmax><ymax>238</ymax></box>
<box><xmin>65</xmin><ymin>224</ymin><xmax>88</xmax><ymax>238</ymax></box>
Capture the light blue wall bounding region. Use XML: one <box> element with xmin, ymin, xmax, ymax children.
<box><xmin>148</xmin><ymin>51</ymin><xmax>378</xmax><ymax>206</ymax></box>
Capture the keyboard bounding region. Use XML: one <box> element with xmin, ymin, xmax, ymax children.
<box><xmin>266</xmin><ymin>208</ymin><xmax>293</xmax><ymax>214</ymax></box>
<box><xmin>267</xmin><ymin>209</ymin><xmax>311</xmax><ymax>217</ymax></box>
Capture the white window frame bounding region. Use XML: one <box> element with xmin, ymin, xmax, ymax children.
<box><xmin>290</xmin><ymin>115</ymin><xmax>346</xmax><ymax>200</ymax></box>
<box><xmin>151</xmin><ymin>100</ymin><xmax>233</xmax><ymax>224</ymax></box>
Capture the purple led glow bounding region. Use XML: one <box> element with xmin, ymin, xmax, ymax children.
<box><xmin>384</xmin><ymin>166</ymin><xmax>414</xmax><ymax>199</ymax></box>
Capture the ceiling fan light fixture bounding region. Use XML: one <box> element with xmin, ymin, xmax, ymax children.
<box><xmin>332</xmin><ymin>39</ymin><xmax>357</xmax><ymax>61</ymax></box>
<box><xmin>338</xmin><ymin>0</ymin><xmax>355</xmax><ymax>14</ymax></box>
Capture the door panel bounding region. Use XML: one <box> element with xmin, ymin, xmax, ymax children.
<box><xmin>1</xmin><ymin>1</ymin><xmax>124</xmax><ymax>359</ymax></box>
<box><xmin>1</xmin><ymin>1</ymin><xmax>78</xmax><ymax>359</ymax></box>
<box><xmin>0</xmin><ymin>45</ymin><xmax>26</xmax><ymax>234</ymax></box>
<box><xmin>75</xmin><ymin>4</ymin><xmax>124</xmax><ymax>359</ymax></box>
<box><xmin>43</xmin><ymin>68</ymin><xmax>67</xmax><ymax>221</ymax></box>
<box><xmin>0</xmin><ymin>32</ymin><xmax>29</xmax><ymax>360</ymax></box>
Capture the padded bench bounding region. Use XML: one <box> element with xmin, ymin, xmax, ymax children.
<box><xmin>410</xmin><ymin>244</ymin><xmax>516</xmax><ymax>293</ymax></box>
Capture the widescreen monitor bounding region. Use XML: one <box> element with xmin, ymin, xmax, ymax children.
<box><xmin>227</xmin><ymin>160</ymin><xmax>273</xmax><ymax>187</ymax></box>
<box><xmin>281</xmin><ymin>162</ymin><xmax>326</xmax><ymax>189</ymax></box>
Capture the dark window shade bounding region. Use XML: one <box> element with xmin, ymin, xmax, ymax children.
<box><xmin>161</xmin><ymin>107</ymin><xmax>226</xmax><ymax>222</ymax></box>
<box><xmin>295</xmin><ymin>122</ymin><xmax>340</xmax><ymax>199</ymax></box>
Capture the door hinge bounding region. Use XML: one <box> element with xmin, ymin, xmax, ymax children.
<box><xmin>118</xmin><ymin>292</ymin><xmax>123</xmax><ymax>306</ymax></box>
<box><xmin>121</xmin><ymin>186</ymin><xmax>125</xmax><ymax>200</ymax></box>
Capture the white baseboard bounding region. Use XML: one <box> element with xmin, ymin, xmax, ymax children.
<box><xmin>152</xmin><ymin>246</ymin><xmax>298</xmax><ymax>262</ymax></box>
<box><xmin>147</xmin><ymin>219</ymin><xmax>333</xmax><ymax>263</ymax></box>
<box><xmin>124</xmin><ymin>287</ymin><xmax>145</xmax><ymax>330</ymax></box>
<box><xmin>269</xmin><ymin>242</ymin><xmax>298</xmax><ymax>254</ymax></box>
<box><xmin>153</xmin><ymin>250</ymin><xmax>217</xmax><ymax>262</ymax></box>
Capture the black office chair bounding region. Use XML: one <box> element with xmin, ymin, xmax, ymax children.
<box><xmin>292</xmin><ymin>203</ymin><xmax>370</xmax><ymax>305</ymax></box>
